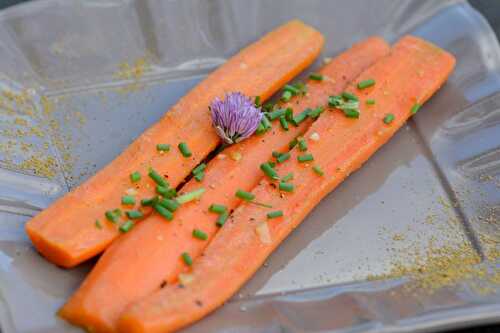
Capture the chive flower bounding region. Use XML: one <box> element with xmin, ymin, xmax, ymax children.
<box><xmin>210</xmin><ymin>92</ymin><xmax>263</xmax><ymax>145</ymax></box>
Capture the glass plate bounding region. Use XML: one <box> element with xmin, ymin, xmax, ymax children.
<box><xmin>0</xmin><ymin>0</ymin><xmax>499</xmax><ymax>332</ymax></box>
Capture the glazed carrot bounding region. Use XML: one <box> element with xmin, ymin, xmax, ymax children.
<box><xmin>25</xmin><ymin>20</ymin><xmax>324</xmax><ymax>268</ymax></box>
<box><xmin>117</xmin><ymin>36</ymin><xmax>456</xmax><ymax>333</ymax></box>
<box><xmin>59</xmin><ymin>37</ymin><xmax>391</xmax><ymax>333</ymax></box>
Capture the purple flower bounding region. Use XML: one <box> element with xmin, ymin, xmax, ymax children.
<box><xmin>210</xmin><ymin>92</ymin><xmax>262</xmax><ymax>145</ymax></box>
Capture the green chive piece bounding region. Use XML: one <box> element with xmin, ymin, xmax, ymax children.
<box><xmin>130</xmin><ymin>171</ymin><xmax>141</xmax><ymax>183</ymax></box>
<box><xmin>272</xmin><ymin>151</ymin><xmax>282</xmax><ymax>158</ymax></box>
<box><xmin>281</xmin><ymin>90</ymin><xmax>292</xmax><ymax>102</ymax></box>
<box><xmin>291</xmin><ymin>110</ymin><xmax>309</xmax><ymax>126</ymax></box>
<box><xmin>293</xmin><ymin>81</ymin><xmax>308</xmax><ymax>95</ymax></box>
<box><xmin>192</xmin><ymin>163</ymin><xmax>206</xmax><ymax>175</ymax></box>
<box><xmin>95</xmin><ymin>220</ymin><xmax>102</xmax><ymax>229</ymax></box>
<box><xmin>176</xmin><ymin>188</ymin><xmax>206</xmax><ymax>204</ymax></box>
<box><xmin>149</xmin><ymin>168</ymin><xmax>168</xmax><ymax>187</ymax></box>
<box><xmin>158</xmin><ymin>198</ymin><xmax>180</xmax><ymax>212</ymax></box>
<box><xmin>156</xmin><ymin>185</ymin><xmax>176</xmax><ymax>198</ymax></box>
<box><xmin>122</xmin><ymin>195</ymin><xmax>135</xmax><ymax>206</ymax></box>
<box><xmin>156</xmin><ymin>143</ymin><xmax>171</xmax><ymax>152</ymax></box>
<box><xmin>194</xmin><ymin>172</ymin><xmax>204</xmax><ymax>182</ymax></box>
<box><xmin>313</xmin><ymin>165</ymin><xmax>324</xmax><ymax>176</ymax></box>
<box><xmin>268</xmin><ymin>161</ymin><xmax>276</xmax><ymax>168</ymax></box>
<box><xmin>342</xmin><ymin>92</ymin><xmax>359</xmax><ymax>101</ymax></box>
<box><xmin>282</xmin><ymin>172</ymin><xmax>294</xmax><ymax>182</ymax></box>
<box><xmin>283</xmin><ymin>84</ymin><xmax>300</xmax><ymax>95</ymax></box>
<box><xmin>309</xmin><ymin>73</ymin><xmax>323</xmax><ymax>81</ymax></box>
<box><xmin>276</xmin><ymin>152</ymin><xmax>291</xmax><ymax>163</ymax></box>
<box><xmin>298</xmin><ymin>154</ymin><xmax>314</xmax><ymax>163</ymax></box>
<box><xmin>254</xmin><ymin>96</ymin><xmax>261</xmax><ymax>107</ymax></box>
<box><xmin>209</xmin><ymin>204</ymin><xmax>227</xmax><ymax>214</ymax></box>
<box><xmin>267</xmin><ymin>210</ymin><xmax>283</xmax><ymax>219</ymax></box>
<box><xmin>181</xmin><ymin>252</ymin><xmax>193</xmax><ymax>266</ymax></box>
<box><xmin>154</xmin><ymin>204</ymin><xmax>173</xmax><ymax>221</ymax></box>
<box><xmin>192</xmin><ymin>229</ymin><xmax>208</xmax><ymax>240</ymax></box>
<box><xmin>383</xmin><ymin>113</ymin><xmax>395</xmax><ymax>124</ymax></box>
<box><xmin>411</xmin><ymin>103</ymin><xmax>421</xmax><ymax>114</ymax></box>
<box><xmin>307</xmin><ymin>106</ymin><xmax>324</xmax><ymax>119</ymax></box>
<box><xmin>298</xmin><ymin>138</ymin><xmax>308</xmax><ymax>151</ymax></box>
<box><xmin>178</xmin><ymin>142</ymin><xmax>192</xmax><ymax>158</ymax></box>
<box><xmin>279</xmin><ymin>116</ymin><xmax>289</xmax><ymax>131</ymax></box>
<box><xmin>255</xmin><ymin>122</ymin><xmax>266</xmax><ymax>135</ymax></box>
<box><xmin>235</xmin><ymin>189</ymin><xmax>255</xmax><ymax>201</ymax></box>
<box><xmin>126</xmin><ymin>210</ymin><xmax>143</xmax><ymax>219</ymax></box>
<box><xmin>267</xmin><ymin>108</ymin><xmax>287</xmax><ymax>121</ymax></box>
<box><xmin>289</xmin><ymin>137</ymin><xmax>299</xmax><ymax>149</ymax></box>
<box><xmin>260</xmin><ymin>162</ymin><xmax>279</xmax><ymax>180</ymax></box>
<box><xmin>141</xmin><ymin>197</ymin><xmax>157</xmax><ymax>206</ymax></box>
<box><xmin>285</xmin><ymin>107</ymin><xmax>294</xmax><ymax>121</ymax></box>
<box><xmin>261</xmin><ymin>114</ymin><xmax>272</xmax><ymax>129</ymax></box>
<box><xmin>357</xmin><ymin>79</ymin><xmax>375</xmax><ymax>89</ymax></box>
<box><xmin>216</xmin><ymin>211</ymin><xmax>229</xmax><ymax>227</ymax></box>
<box><xmin>262</xmin><ymin>103</ymin><xmax>274</xmax><ymax>113</ymax></box>
<box><xmin>343</xmin><ymin>109</ymin><xmax>360</xmax><ymax>118</ymax></box>
<box><xmin>119</xmin><ymin>221</ymin><xmax>135</xmax><ymax>233</ymax></box>
<box><xmin>105</xmin><ymin>209</ymin><xmax>121</xmax><ymax>223</ymax></box>
<box><xmin>279</xmin><ymin>182</ymin><xmax>294</xmax><ymax>192</ymax></box>
<box><xmin>366</xmin><ymin>99</ymin><xmax>376</xmax><ymax>105</ymax></box>
<box><xmin>328</xmin><ymin>95</ymin><xmax>344</xmax><ymax>107</ymax></box>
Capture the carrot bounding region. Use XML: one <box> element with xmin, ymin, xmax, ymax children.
<box><xmin>59</xmin><ymin>37</ymin><xmax>391</xmax><ymax>333</ymax></box>
<box><xmin>25</xmin><ymin>20</ymin><xmax>324</xmax><ymax>268</ymax></box>
<box><xmin>116</xmin><ymin>35</ymin><xmax>456</xmax><ymax>333</ymax></box>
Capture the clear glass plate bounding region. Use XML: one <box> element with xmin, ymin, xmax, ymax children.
<box><xmin>0</xmin><ymin>0</ymin><xmax>499</xmax><ymax>332</ymax></box>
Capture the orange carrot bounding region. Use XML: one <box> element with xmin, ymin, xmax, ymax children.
<box><xmin>59</xmin><ymin>37</ymin><xmax>391</xmax><ymax>333</ymax></box>
<box><xmin>25</xmin><ymin>20</ymin><xmax>324</xmax><ymax>268</ymax></box>
<box><xmin>117</xmin><ymin>35</ymin><xmax>456</xmax><ymax>333</ymax></box>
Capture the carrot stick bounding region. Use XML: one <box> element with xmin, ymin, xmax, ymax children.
<box><xmin>59</xmin><ymin>37</ymin><xmax>391</xmax><ymax>333</ymax></box>
<box><xmin>117</xmin><ymin>35</ymin><xmax>456</xmax><ymax>333</ymax></box>
<box><xmin>25</xmin><ymin>20</ymin><xmax>324</xmax><ymax>268</ymax></box>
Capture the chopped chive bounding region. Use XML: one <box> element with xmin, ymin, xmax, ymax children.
<box><xmin>156</xmin><ymin>143</ymin><xmax>171</xmax><ymax>152</ymax></box>
<box><xmin>216</xmin><ymin>211</ymin><xmax>229</xmax><ymax>227</ymax></box>
<box><xmin>282</xmin><ymin>172</ymin><xmax>294</xmax><ymax>182</ymax></box>
<box><xmin>122</xmin><ymin>195</ymin><xmax>135</xmax><ymax>206</ymax></box>
<box><xmin>328</xmin><ymin>95</ymin><xmax>343</xmax><ymax>107</ymax></box>
<box><xmin>126</xmin><ymin>210</ymin><xmax>143</xmax><ymax>219</ymax></box>
<box><xmin>130</xmin><ymin>171</ymin><xmax>141</xmax><ymax>183</ymax></box>
<box><xmin>307</xmin><ymin>106</ymin><xmax>324</xmax><ymax>119</ymax></box>
<box><xmin>281</xmin><ymin>90</ymin><xmax>293</xmax><ymax>102</ymax></box>
<box><xmin>279</xmin><ymin>116</ymin><xmax>289</xmax><ymax>131</ymax></box>
<box><xmin>267</xmin><ymin>210</ymin><xmax>283</xmax><ymax>219</ymax></box>
<box><xmin>411</xmin><ymin>103</ymin><xmax>421</xmax><ymax>114</ymax></box>
<box><xmin>254</xmin><ymin>96</ymin><xmax>261</xmax><ymax>107</ymax></box>
<box><xmin>293</xmin><ymin>81</ymin><xmax>308</xmax><ymax>95</ymax></box>
<box><xmin>313</xmin><ymin>165</ymin><xmax>324</xmax><ymax>176</ymax></box>
<box><xmin>309</xmin><ymin>73</ymin><xmax>323</xmax><ymax>81</ymax></box>
<box><xmin>194</xmin><ymin>172</ymin><xmax>204</xmax><ymax>182</ymax></box>
<box><xmin>260</xmin><ymin>162</ymin><xmax>279</xmax><ymax>180</ymax></box>
<box><xmin>156</xmin><ymin>185</ymin><xmax>176</xmax><ymax>198</ymax></box>
<box><xmin>289</xmin><ymin>137</ymin><xmax>299</xmax><ymax>149</ymax></box>
<box><xmin>285</xmin><ymin>107</ymin><xmax>294</xmax><ymax>121</ymax></box>
<box><xmin>154</xmin><ymin>204</ymin><xmax>173</xmax><ymax>221</ymax></box>
<box><xmin>366</xmin><ymin>99</ymin><xmax>376</xmax><ymax>105</ymax></box>
<box><xmin>209</xmin><ymin>204</ymin><xmax>227</xmax><ymax>214</ymax></box>
<box><xmin>158</xmin><ymin>198</ymin><xmax>180</xmax><ymax>212</ymax></box>
<box><xmin>192</xmin><ymin>163</ymin><xmax>206</xmax><ymax>175</ymax></box>
<box><xmin>343</xmin><ymin>109</ymin><xmax>360</xmax><ymax>118</ymax></box>
<box><xmin>105</xmin><ymin>209</ymin><xmax>121</xmax><ymax>223</ymax></box>
<box><xmin>141</xmin><ymin>197</ymin><xmax>157</xmax><ymax>206</ymax></box>
<box><xmin>95</xmin><ymin>220</ymin><xmax>102</xmax><ymax>229</ymax></box>
<box><xmin>236</xmin><ymin>189</ymin><xmax>255</xmax><ymax>201</ymax></box>
<box><xmin>261</xmin><ymin>114</ymin><xmax>272</xmax><ymax>129</ymax></box>
<box><xmin>192</xmin><ymin>229</ymin><xmax>208</xmax><ymax>240</ymax></box>
<box><xmin>178</xmin><ymin>142</ymin><xmax>192</xmax><ymax>158</ymax></box>
<box><xmin>181</xmin><ymin>252</ymin><xmax>193</xmax><ymax>266</ymax></box>
<box><xmin>268</xmin><ymin>161</ymin><xmax>276</xmax><ymax>168</ymax></box>
<box><xmin>383</xmin><ymin>113</ymin><xmax>395</xmax><ymax>124</ymax></box>
<box><xmin>291</xmin><ymin>110</ymin><xmax>309</xmax><ymax>126</ymax></box>
<box><xmin>262</xmin><ymin>102</ymin><xmax>274</xmax><ymax>113</ymax></box>
<box><xmin>176</xmin><ymin>188</ymin><xmax>206</xmax><ymax>204</ymax></box>
<box><xmin>149</xmin><ymin>168</ymin><xmax>168</xmax><ymax>187</ymax></box>
<box><xmin>283</xmin><ymin>84</ymin><xmax>300</xmax><ymax>95</ymax></box>
<box><xmin>298</xmin><ymin>154</ymin><xmax>314</xmax><ymax>163</ymax></box>
<box><xmin>272</xmin><ymin>151</ymin><xmax>282</xmax><ymax>158</ymax></box>
<box><xmin>279</xmin><ymin>182</ymin><xmax>294</xmax><ymax>192</ymax></box>
<box><xmin>267</xmin><ymin>108</ymin><xmax>287</xmax><ymax>121</ymax></box>
<box><xmin>119</xmin><ymin>221</ymin><xmax>135</xmax><ymax>233</ymax></box>
<box><xmin>276</xmin><ymin>152</ymin><xmax>290</xmax><ymax>163</ymax></box>
<box><xmin>357</xmin><ymin>79</ymin><xmax>375</xmax><ymax>89</ymax></box>
<box><xmin>342</xmin><ymin>92</ymin><xmax>359</xmax><ymax>101</ymax></box>
<box><xmin>298</xmin><ymin>138</ymin><xmax>308</xmax><ymax>151</ymax></box>
<box><xmin>255</xmin><ymin>122</ymin><xmax>266</xmax><ymax>135</ymax></box>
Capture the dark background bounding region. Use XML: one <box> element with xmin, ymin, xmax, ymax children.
<box><xmin>0</xmin><ymin>0</ymin><xmax>497</xmax><ymax>332</ymax></box>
